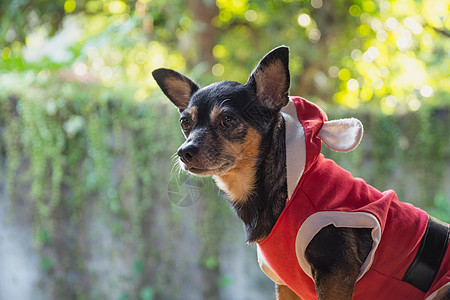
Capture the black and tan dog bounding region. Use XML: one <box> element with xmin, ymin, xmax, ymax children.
<box><xmin>152</xmin><ymin>46</ymin><xmax>450</xmax><ymax>300</ymax></box>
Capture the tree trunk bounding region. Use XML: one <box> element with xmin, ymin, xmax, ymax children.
<box><xmin>187</xmin><ymin>0</ymin><xmax>219</xmax><ymax>68</ymax></box>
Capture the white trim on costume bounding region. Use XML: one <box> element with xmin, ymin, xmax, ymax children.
<box><xmin>257</xmin><ymin>245</ymin><xmax>285</xmax><ymax>285</ymax></box>
<box><xmin>281</xmin><ymin>99</ymin><xmax>306</xmax><ymax>200</ymax></box>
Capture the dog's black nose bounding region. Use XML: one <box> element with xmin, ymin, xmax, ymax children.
<box><xmin>177</xmin><ymin>144</ymin><xmax>198</xmax><ymax>163</ymax></box>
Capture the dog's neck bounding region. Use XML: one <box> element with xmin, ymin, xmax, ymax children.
<box><xmin>214</xmin><ymin>114</ymin><xmax>288</xmax><ymax>243</ymax></box>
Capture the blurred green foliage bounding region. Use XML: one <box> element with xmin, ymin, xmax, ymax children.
<box><xmin>0</xmin><ymin>72</ymin><xmax>181</xmax><ymax>298</ymax></box>
<box><xmin>1</xmin><ymin>0</ymin><xmax>449</xmax><ymax>110</ymax></box>
<box><xmin>0</xmin><ymin>0</ymin><xmax>449</xmax><ymax>299</ymax></box>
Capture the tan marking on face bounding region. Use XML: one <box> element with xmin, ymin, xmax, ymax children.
<box><xmin>188</xmin><ymin>106</ymin><xmax>197</xmax><ymax>123</ymax></box>
<box><xmin>210</xmin><ymin>106</ymin><xmax>224</xmax><ymax>123</ymax></box>
<box><xmin>213</xmin><ymin>128</ymin><xmax>261</xmax><ymax>203</ymax></box>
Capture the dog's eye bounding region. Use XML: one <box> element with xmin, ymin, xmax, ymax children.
<box><xmin>180</xmin><ymin>118</ymin><xmax>191</xmax><ymax>131</ymax></box>
<box><xmin>220</xmin><ymin>116</ymin><xmax>235</xmax><ymax>129</ymax></box>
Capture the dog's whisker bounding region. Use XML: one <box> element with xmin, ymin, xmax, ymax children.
<box><xmin>177</xmin><ymin>164</ymin><xmax>184</xmax><ymax>176</ymax></box>
<box><xmin>170</xmin><ymin>152</ymin><xmax>179</xmax><ymax>162</ymax></box>
<box><xmin>170</xmin><ymin>153</ymin><xmax>184</xmax><ymax>176</ymax></box>
<box><xmin>170</xmin><ymin>162</ymin><xmax>178</xmax><ymax>175</ymax></box>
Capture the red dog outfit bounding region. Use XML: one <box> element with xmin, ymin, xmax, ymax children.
<box><xmin>256</xmin><ymin>97</ymin><xmax>450</xmax><ymax>300</ymax></box>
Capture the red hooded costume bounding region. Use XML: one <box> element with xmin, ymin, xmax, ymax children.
<box><xmin>256</xmin><ymin>97</ymin><xmax>450</xmax><ymax>300</ymax></box>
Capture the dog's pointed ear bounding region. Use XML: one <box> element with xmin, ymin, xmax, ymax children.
<box><xmin>246</xmin><ymin>46</ymin><xmax>290</xmax><ymax>110</ymax></box>
<box><xmin>152</xmin><ymin>68</ymin><xmax>199</xmax><ymax>112</ymax></box>
<box><xmin>318</xmin><ymin>118</ymin><xmax>364</xmax><ymax>152</ymax></box>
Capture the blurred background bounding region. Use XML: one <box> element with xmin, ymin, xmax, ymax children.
<box><xmin>0</xmin><ymin>0</ymin><xmax>449</xmax><ymax>299</ymax></box>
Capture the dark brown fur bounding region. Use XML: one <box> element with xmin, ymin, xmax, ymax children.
<box><xmin>434</xmin><ymin>286</ymin><xmax>450</xmax><ymax>300</ymax></box>
<box><xmin>305</xmin><ymin>225</ymin><xmax>372</xmax><ymax>300</ymax></box>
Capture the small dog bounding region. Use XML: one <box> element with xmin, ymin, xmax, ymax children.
<box><xmin>153</xmin><ymin>46</ymin><xmax>450</xmax><ymax>300</ymax></box>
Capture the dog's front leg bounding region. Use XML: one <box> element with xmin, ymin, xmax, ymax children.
<box><xmin>276</xmin><ymin>284</ymin><xmax>302</xmax><ymax>300</ymax></box>
<box><xmin>305</xmin><ymin>225</ymin><xmax>373</xmax><ymax>300</ymax></box>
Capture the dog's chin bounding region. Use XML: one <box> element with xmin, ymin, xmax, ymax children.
<box><xmin>187</xmin><ymin>168</ymin><xmax>219</xmax><ymax>177</ymax></box>
<box><xmin>180</xmin><ymin>161</ymin><xmax>234</xmax><ymax>177</ymax></box>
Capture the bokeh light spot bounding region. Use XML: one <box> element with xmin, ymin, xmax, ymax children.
<box><xmin>298</xmin><ymin>14</ymin><xmax>311</xmax><ymax>27</ymax></box>
<box><xmin>212</xmin><ymin>64</ymin><xmax>225</xmax><ymax>77</ymax></box>
<box><xmin>347</xmin><ymin>79</ymin><xmax>359</xmax><ymax>91</ymax></box>
<box><xmin>420</xmin><ymin>85</ymin><xmax>433</xmax><ymax>97</ymax></box>
<box><xmin>64</xmin><ymin>0</ymin><xmax>76</xmax><ymax>13</ymax></box>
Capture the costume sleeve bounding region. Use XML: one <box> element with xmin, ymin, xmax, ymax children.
<box><xmin>295</xmin><ymin>211</ymin><xmax>382</xmax><ymax>281</ymax></box>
